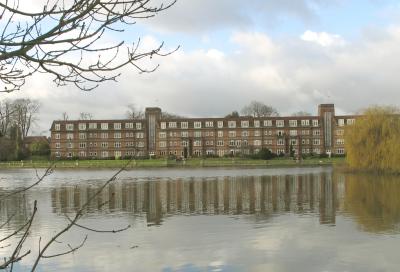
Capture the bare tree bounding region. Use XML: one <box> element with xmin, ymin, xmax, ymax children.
<box><xmin>12</xmin><ymin>98</ymin><xmax>40</xmax><ymax>139</ymax></box>
<box><xmin>0</xmin><ymin>99</ymin><xmax>13</xmax><ymax>136</ymax></box>
<box><xmin>61</xmin><ymin>112</ymin><xmax>69</xmax><ymax>121</ymax></box>
<box><xmin>125</xmin><ymin>103</ymin><xmax>144</xmax><ymax>119</ymax></box>
<box><xmin>241</xmin><ymin>101</ymin><xmax>279</xmax><ymax>117</ymax></box>
<box><xmin>292</xmin><ymin>111</ymin><xmax>311</xmax><ymax>116</ymax></box>
<box><xmin>224</xmin><ymin>111</ymin><xmax>240</xmax><ymax>118</ymax></box>
<box><xmin>0</xmin><ymin>0</ymin><xmax>178</xmax><ymax>92</ymax></box>
<box><xmin>161</xmin><ymin>111</ymin><xmax>184</xmax><ymax>119</ymax></box>
<box><xmin>79</xmin><ymin>112</ymin><xmax>93</xmax><ymax>120</ymax></box>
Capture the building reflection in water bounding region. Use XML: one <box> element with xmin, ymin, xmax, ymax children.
<box><xmin>50</xmin><ymin>172</ymin><xmax>339</xmax><ymax>225</ymax></box>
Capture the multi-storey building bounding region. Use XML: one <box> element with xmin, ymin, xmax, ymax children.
<box><xmin>49</xmin><ymin>104</ymin><xmax>356</xmax><ymax>159</ymax></box>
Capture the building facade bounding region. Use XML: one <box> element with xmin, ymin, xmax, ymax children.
<box><xmin>49</xmin><ymin>104</ymin><xmax>356</xmax><ymax>159</ymax></box>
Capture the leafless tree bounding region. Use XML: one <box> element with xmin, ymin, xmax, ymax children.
<box><xmin>225</xmin><ymin>111</ymin><xmax>240</xmax><ymax>118</ymax></box>
<box><xmin>0</xmin><ymin>99</ymin><xmax>13</xmax><ymax>136</ymax></box>
<box><xmin>12</xmin><ymin>98</ymin><xmax>40</xmax><ymax>139</ymax></box>
<box><xmin>0</xmin><ymin>0</ymin><xmax>178</xmax><ymax>93</ymax></box>
<box><xmin>61</xmin><ymin>112</ymin><xmax>69</xmax><ymax>121</ymax></box>
<box><xmin>292</xmin><ymin>111</ymin><xmax>311</xmax><ymax>116</ymax></box>
<box><xmin>79</xmin><ymin>112</ymin><xmax>94</xmax><ymax>120</ymax></box>
<box><xmin>161</xmin><ymin>111</ymin><xmax>184</xmax><ymax>119</ymax></box>
<box><xmin>241</xmin><ymin>101</ymin><xmax>279</xmax><ymax>117</ymax></box>
<box><xmin>125</xmin><ymin>103</ymin><xmax>144</xmax><ymax>119</ymax></box>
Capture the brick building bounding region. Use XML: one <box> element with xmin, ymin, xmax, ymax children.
<box><xmin>49</xmin><ymin>104</ymin><xmax>356</xmax><ymax>159</ymax></box>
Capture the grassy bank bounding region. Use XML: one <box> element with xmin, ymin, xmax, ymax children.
<box><xmin>0</xmin><ymin>157</ymin><xmax>345</xmax><ymax>169</ymax></box>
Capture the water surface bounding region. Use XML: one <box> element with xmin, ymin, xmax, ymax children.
<box><xmin>1</xmin><ymin>167</ymin><xmax>399</xmax><ymax>271</ymax></box>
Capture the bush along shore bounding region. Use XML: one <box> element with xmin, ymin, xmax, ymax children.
<box><xmin>0</xmin><ymin>157</ymin><xmax>345</xmax><ymax>169</ymax></box>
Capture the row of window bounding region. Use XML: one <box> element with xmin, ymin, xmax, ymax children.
<box><xmin>158</xmin><ymin>129</ymin><xmax>324</xmax><ymax>138</ymax></box>
<box><xmin>54</xmin><ymin>122</ymin><xmax>143</xmax><ymax>131</ymax></box>
<box><xmin>55</xmin><ymin>132</ymin><xmax>145</xmax><ymax>140</ymax></box>
<box><xmin>55</xmin><ymin>142</ymin><xmax>145</xmax><ymax>149</ymax></box>
<box><xmin>55</xmin><ymin>150</ymin><xmax>145</xmax><ymax>158</ymax></box>
<box><xmin>160</xmin><ymin>119</ymin><xmax>321</xmax><ymax>129</ymax></box>
<box><xmin>158</xmin><ymin>138</ymin><xmax>325</xmax><ymax>148</ymax></box>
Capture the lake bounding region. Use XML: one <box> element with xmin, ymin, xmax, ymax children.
<box><xmin>1</xmin><ymin>166</ymin><xmax>400</xmax><ymax>271</ymax></box>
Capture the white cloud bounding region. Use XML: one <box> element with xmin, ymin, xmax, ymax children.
<box><xmin>4</xmin><ymin>25</ymin><xmax>400</xmax><ymax>135</ymax></box>
<box><xmin>301</xmin><ymin>30</ymin><xmax>346</xmax><ymax>47</ymax></box>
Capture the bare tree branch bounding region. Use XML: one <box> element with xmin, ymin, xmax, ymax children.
<box><xmin>65</xmin><ymin>214</ymin><xmax>131</xmax><ymax>233</ymax></box>
<box><xmin>0</xmin><ymin>0</ymin><xmax>179</xmax><ymax>92</ymax></box>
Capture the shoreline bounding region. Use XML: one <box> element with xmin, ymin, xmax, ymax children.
<box><xmin>0</xmin><ymin>157</ymin><xmax>345</xmax><ymax>169</ymax></box>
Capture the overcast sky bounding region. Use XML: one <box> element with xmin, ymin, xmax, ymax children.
<box><xmin>3</xmin><ymin>0</ymin><xmax>400</xmax><ymax>135</ymax></box>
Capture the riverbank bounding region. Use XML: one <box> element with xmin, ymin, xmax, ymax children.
<box><xmin>0</xmin><ymin>157</ymin><xmax>345</xmax><ymax>169</ymax></box>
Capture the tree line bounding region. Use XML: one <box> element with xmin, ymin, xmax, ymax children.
<box><xmin>0</xmin><ymin>98</ymin><xmax>42</xmax><ymax>160</ymax></box>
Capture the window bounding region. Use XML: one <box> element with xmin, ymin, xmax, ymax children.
<box><xmin>55</xmin><ymin>143</ymin><xmax>61</xmax><ymax>148</ymax></box>
<box><xmin>228</xmin><ymin>131</ymin><xmax>236</xmax><ymax>137</ymax></box>
<box><xmin>347</xmin><ymin>119</ymin><xmax>355</xmax><ymax>125</ymax></box>
<box><xmin>218</xmin><ymin>131</ymin><xmax>224</xmax><ymax>137</ymax></box>
<box><xmin>312</xmin><ymin>120</ymin><xmax>319</xmax><ymax>127</ymax></box>
<box><xmin>289</xmin><ymin>120</ymin><xmax>297</xmax><ymax>127</ymax></box>
<box><xmin>114</xmin><ymin>123</ymin><xmax>121</xmax><ymax>130</ymax></box>
<box><xmin>79</xmin><ymin>133</ymin><xmax>86</xmax><ymax>140</ymax></box>
<box><xmin>217</xmin><ymin>121</ymin><xmax>224</xmax><ymax>128</ymax></box>
<box><xmin>159</xmin><ymin>132</ymin><xmax>167</xmax><ymax>138</ymax></box>
<box><xmin>336</xmin><ymin>148</ymin><xmax>345</xmax><ymax>154</ymax></box>
<box><xmin>217</xmin><ymin>140</ymin><xmax>224</xmax><ymax>146</ymax></box>
<box><xmin>336</xmin><ymin>129</ymin><xmax>344</xmax><ymax>136</ymax></box>
<box><xmin>276</xmin><ymin>120</ymin><xmax>284</xmax><ymax>127</ymax></box>
<box><xmin>313</xmin><ymin>148</ymin><xmax>321</xmax><ymax>154</ymax></box>
<box><xmin>101</xmin><ymin>123</ymin><xmax>108</xmax><ymax>130</ymax></box>
<box><xmin>55</xmin><ymin>133</ymin><xmax>60</xmax><ymax>140</ymax></box>
<box><xmin>194</xmin><ymin>140</ymin><xmax>202</xmax><ymax>147</ymax></box>
<box><xmin>114</xmin><ymin>151</ymin><xmax>122</xmax><ymax>158</ymax></box>
<box><xmin>66</xmin><ymin>124</ymin><xmax>74</xmax><ymax>131</ymax></box>
<box><xmin>194</xmin><ymin>121</ymin><xmax>202</xmax><ymax>129</ymax></box>
<box><xmin>67</xmin><ymin>133</ymin><xmax>74</xmax><ymax>140</ymax></box>
<box><xmin>79</xmin><ymin>123</ymin><xmax>86</xmax><ymax>130</ymax></box>
<box><xmin>242</xmin><ymin>131</ymin><xmax>249</xmax><ymax>137</ymax></box>
<box><xmin>169</xmin><ymin>122</ymin><xmax>177</xmax><ymax>128</ymax></box>
<box><xmin>205</xmin><ymin>131</ymin><xmax>214</xmax><ymax>137</ymax></box>
<box><xmin>79</xmin><ymin>143</ymin><xmax>86</xmax><ymax>148</ymax></box>
<box><xmin>301</xmin><ymin>130</ymin><xmax>310</xmax><ymax>135</ymax></box>
<box><xmin>182</xmin><ymin>141</ymin><xmax>188</xmax><ymax>147</ymax></box>
<box><xmin>136</xmin><ymin>123</ymin><xmax>142</xmax><ymax>130</ymax></box>
<box><xmin>229</xmin><ymin>140</ymin><xmax>235</xmax><ymax>146</ymax></box>
<box><xmin>55</xmin><ymin>124</ymin><xmax>61</xmax><ymax>131</ymax></box>
<box><xmin>125</xmin><ymin>122</ymin><xmax>134</xmax><ymax>129</ymax></box>
<box><xmin>254</xmin><ymin>130</ymin><xmax>261</xmax><ymax>137</ymax></box>
<box><xmin>241</xmin><ymin>120</ymin><xmax>249</xmax><ymax>128</ymax></box>
<box><xmin>89</xmin><ymin>123</ymin><xmax>97</xmax><ymax>129</ymax></box>
<box><xmin>114</xmin><ymin>132</ymin><xmax>121</xmax><ymax>139</ymax></box>
<box><xmin>126</xmin><ymin>132</ymin><xmax>134</xmax><ymax>138</ymax></box>
<box><xmin>277</xmin><ymin>130</ymin><xmax>284</xmax><ymax>136</ymax></box>
<box><xmin>336</xmin><ymin>139</ymin><xmax>345</xmax><ymax>145</ymax></box>
<box><xmin>290</xmin><ymin>139</ymin><xmax>298</xmax><ymax>145</ymax></box>
<box><xmin>137</xmin><ymin>142</ymin><xmax>145</xmax><ymax>148</ymax></box>
<box><xmin>277</xmin><ymin>139</ymin><xmax>285</xmax><ymax>145</ymax></box>
<box><xmin>338</xmin><ymin>119</ymin><xmax>345</xmax><ymax>127</ymax></box>
<box><xmin>313</xmin><ymin>130</ymin><xmax>321</xmax><ymax>136</ymax></box>
<box><xmin>313</xmin><ymin>139</ymin><xmax>321</xmax><ymax>145</ymax></box>
<box><xmin>254</xmin><ymin>140</ymin><xmax>261</xmax><ymax>146</ymax></box>
<box><xmin>301</xmin><ymin>120</ymin><xmax>310</xmax><ymax>126</ymax></box>
<box><xmin>181</xmin><ymin>122</ymin><xmax>188</xmax><ymax>129</ymax></box>
<box><xmin>205</xmin><ymin>121</ymin><xmax>214</xmax><ymax>128</ymax></box>
<box><xmin>101</xmin><ymin>133</ymin><xmax>108</xmax><ymax>139</ymax></box>
<box><xmin>277</xmin><ymin>149</ymin><xmax>285</xmax><ymax>155</ymax></box>
<box><xmin>289</xmin><ymin>130</ymin><xmax>297</xmax><ymax>136</ymax></box>
<box><xmin>169</xmin><ymin>131</ymin><xmax>177</xmax><ymax>137</ymax></box>
<box><xmin>302</xmin><ymin>139</ymin><xmax>310</xmax><ymax>145</ymax></box>
<box><xmin>264</xmin><ymin>139</ymin><xmax>273</xmax><ymax>145</ymax></box>
<box><xmin>264</xmin><ymin>130</ymin><xmax>273</xmax><ymax>136</ymax></box>
<box><xmin>159</xmin><ymin>141</ymin><xmax>167</xmax><ymax>148</ymax></box>
<box><xmin>254</xmin><ymin>120</ymin><xmax>260</xmax><ymax>128</ymax></box>
<box><xmin>101</xmin><ymin>142</ymin><xmax>108</xmax><ymax>148</ymax></box>
<box><xmin>192</xmin><ymin>131</ymin><xmax>200</xmax><ymax>138</ymax></box>
<box><xmin>101</xmin><ymin>151</ymin><xmax>109</xmax><ymax>158</ymax></box>
<box><xmin>114</xmin><ymin>142</ymin><xmax>121</xmax><ymax>148</ymax></box>
<box><xmin>67</xmin><ymin>142</ymin><xmax>74</xmax><ymax>148</ymax></box>
<box><xmin>181</xmin><ymin>131</ymin><xmax>188</xmax><ymax>137</ymax></box>
<box><xmin>136</xmin><ymin>132</ymin><xmax>144</xmax><ymax>139</ymax></box>
<box><xmin>264</xmin><ymin>120</ymin><xmax>272</xmax><ymax>127</ymax></box>
<box><xmin>228</xmin><ymin>121</ymin><xmax>236</xmax><ymax>128</ymax></box>
<box><xmin>161</xmin><ymin>122</ymin><xmax>166</xmax><ymax>129</ymax></box>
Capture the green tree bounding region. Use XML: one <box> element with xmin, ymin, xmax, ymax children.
<box><xmin>344</xmin><ymin>106</ymin><xmax>400</xmax><ymax>173</ymax></box>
